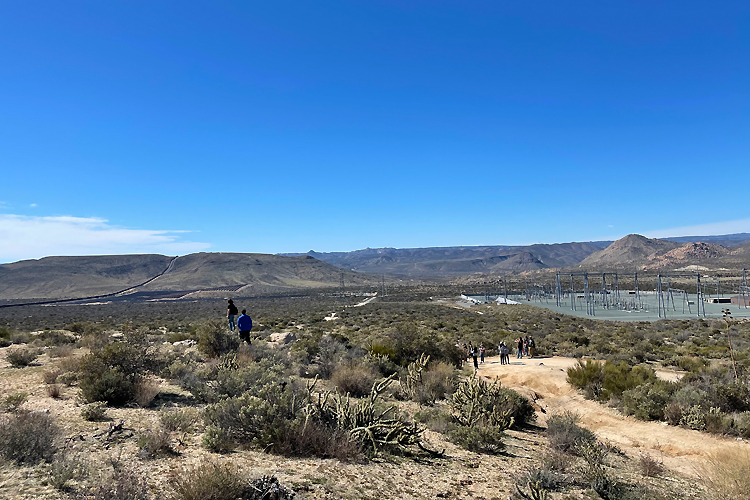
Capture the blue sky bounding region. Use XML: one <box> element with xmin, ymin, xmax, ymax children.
<box><xmin>1</xmin><ymin>1</ymin><xmax>749</xmax><ymax>262</ymax></box>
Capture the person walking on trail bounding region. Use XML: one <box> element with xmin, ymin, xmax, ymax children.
<box><xmin>501</xmin><ymin>342</ymin><xmax>509</xmax><ymax>365</ymax></box>
<box><xmin>479</xmin><ymin>343</ymin><xmax>486</xmax><ymax>364</ymax></box>
<box><xmin>472</xmin><ymin>345</ymin><xmax>479</xmax><ymax>370</ymax></box>
<box><xmin>227</xmin><ymin>299</ymin><xmax>239</xmax><ymax>331</ymax></box>
<box><xmin>528</xmin><ymin>335</ymin><xmax>536</xmax><ymax>358</ymax></box>
<box><xmin>516</xmin><ymin>337</ymin><xmax>524</xmax><ymax>359</ymax></box>
<box><xmin>237</xmin><ymin>309</ymin><xmax>253</xmax><ymax>343</ymax></box>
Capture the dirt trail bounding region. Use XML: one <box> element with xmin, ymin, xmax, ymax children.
<box><xmin>479</xmin><ymin>355</ymin><xmax>746</xmax><ymax>477</ymax></box>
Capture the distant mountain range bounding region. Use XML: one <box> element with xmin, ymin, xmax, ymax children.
<box><xmin>283</xmin><ymin>233</ymin><xmax>750</xmax><ymax>277</ymax></box>
<box><xmin>2</xmin><ymin>233</ymin><xmax>749</xmax><ymax>301</ymax></box>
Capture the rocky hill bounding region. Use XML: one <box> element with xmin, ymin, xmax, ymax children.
<box><xmin>0</xmin><ymin>253</ymin><xmax>372</xmax><ymax>301</ymax></box>
<box><xmin>0</xmin><ymin>254</ymin><xmax>174</xmax><ymax>300</ymax></box>
<box><xmin>579</xmin><ymin>234</ymin><xmax>682</xmax><ymax>268</ymax></box>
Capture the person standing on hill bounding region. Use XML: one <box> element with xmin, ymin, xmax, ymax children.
<box><xmin>227</xmin><ymin>299</ymin><xmax>239</xmax><ymax>331</ymax></box>
<box><xmin>479</xmin><ymin>343</ymin><xmax>486</xmax><ymax>364</ymax></box>
<box><xmin>516</xmin><ymin>337</ymin><xmax>524</xmax><ymax>359</ymax></box>
<box><xmin>237</xmin><ymin>309</ymin><xmax>253</xmax><ymax>343</ymax></box>
<box><xmin>472</xmin><ymin>345</ymin><xmax>479</xmax><ymax>370</ymax></box>
<box><xmin>528</xmin><ymin>335</ymin><xmax>536</xmax><ymax>358</ymax></box>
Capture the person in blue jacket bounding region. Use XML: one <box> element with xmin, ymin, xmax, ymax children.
<box><xmin>237</xmin><ymin>309</ymin><xmax>253</xmax><ymax>343</ymax></box>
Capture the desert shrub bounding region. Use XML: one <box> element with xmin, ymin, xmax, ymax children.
<box><xmin>671</xmin><ymin>385</ymin><xmax>709</xmax><ymax>408</ymax></box>
<box><xmin>58</xmin><ymin>371</ymin><xmax>78</xmax><ymax>386</ymax></box>
<box><xmin>80</xmin><ymin>402</ymin><xmax>108</xmax><ymax>421</ymax></box>
<box><xmin>0</xmin><ymin>411</ymin><xmax>59</xmax><ymax>464</ymax></box>
<box><xmin>414</xmin><ymin>407</ymin><xmax>452</xmax><ymax>434</ymax></box>
<box><xmin>331</xmin><ymin>361</ymin><xmax>380</xmax><ymax>397</ymax></box>
<box><xmin>49</xmin><ymin>344</ymin><xmax>75</xmax><ymax>358</ymax></box>
<box><xmin>79</xmin><ymin>366</ymin><xmax>136</xmax><ymax>406</ymax></box>
<box><xmin>78</xmin><ymin>342</ymin><xmax>146</xmax><ymax>405</ymax></box>
<box><xmin>202</xmin><ymin>425</ymin><xmax>235</xmax><ymax>453</ymax></box>
<box><xmin>138</xmin><ymin>426</ymin><xmax>175</xmax><ymax>459</ymax></box>
<box><xmin>50</xmin><ymin>451</ymin><xmax>86</xmax><ymax>490</ymax></box>
<box><xmin>182</xmin><ymin>355</ymin><xmax>285</xmax><ymax>403</ymax></box>
<box><xmin>6</xmin><ymin>347</ymin><xmax>39</xmax><ymax>367</ymax></box>
<box><xmin>448</xmin><ymin>424</ymin><xmax>505</xmax><ymax>454</ymax></box>
<box><xmin>312</xmin><ymin>335</ymin><xmax>347</xmax><ymax>378</ymax></box>
<box><xmin>3</xmin><ymin>391</ymin><xmax>28</xmax><ymax>412</ymax></box>
<box><xmin>733</xmin><ymin>412</ymin><xmax>750</xmax><ymax>438</ymax></box>
<box><xmin>401</xmin><ymin>355</ymin><xmax>457</xmax><ymax>405</ymax></box>
<box><xmin>520</xmin><ymin>468</ymin><xmax>567</xmax><ymax>492</ymax></box>
<box><xmin>196</xmin><ymin>320</ymin><xmax>240</xmax><ymax>358</ymax></box>
<box><xmin>0</xmin><ymin>326</ymin><xmax>10</xmax><ymax>339</ymax></box>
<box><xmin>160</xmin><ymin>407</ymin><xmax>200</xmax><ymax>434</ymax></box>
<box><xmin>47</xmin><ymin>384</ymin><xmax>62</xmax><ymax>398</ymax></box>
<box><xmin>639</xmin><ymin>452</ymin><xmax>664</xmax><ymax>477</ymax></box>
<box><xmin>621</xmin><ymin>380</ymin><xmax>675</xmax><ymax>421</ymax></box>
<box><xmin>601</xmin><ymin>362</ymin><xmax>657</xmax><ymax>400</ymax></box>
<box><xmin>546</xmin><ymin>412</ymin><xmax>597</xmax><ymax>456</ymax></box>
<box><xmin>43</xmin><ymin>368</ymin><xmax>63</xmax><ymax>384</ymax></box>
<box><xmin>702</xmin><ymin>448</ymin><xmax>750</xmax><ymax>500</ymax></box>
<box><xmin>705</xmin><ymin>406</ymin><xmax>734</xmax><ymax>435</ymax></box>
<box><xmin>171</xmin><ymin>461</ymin><xmax>296</xmax><ymax>500</ymax></box>
<box><xmin>567</xmin><ymin>359</ymin><xmax>604</xmax><ymax>399</ymax></box>
<box><xmin>81</xmin><ymin>468</ymin><xmax>153</xmax><ymax>500</ymax></box>
<box><xmin>134</xmin><ymin>377</ymin><xmax>160</xmax><ymax>408</ymax></box>
<box><xmin>34</xmin><ymin>329</ymin><xmax>76</xmax><ymax>346</ymax></box>
<box><xmin>663</xmin><ymin>401</ymin><xmax>683</xmax><ymax>426</ymax></box>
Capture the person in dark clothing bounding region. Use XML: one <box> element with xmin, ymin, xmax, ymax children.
<box><xmin>237</xmin><ymin>309</ymin><xmax>253</xmax><ymax>343</ymax></box>
<box><xmin>227</xmin><ymin>299</ymin><xmax>239</xmax><ymax>331</ymax></box>
<box><xmin>517</xmin><ymin>337</ymin><xmax>524</xmax><ymax>359</ymax></box>
<box><xmin>472</xmin><ymin>346</ymin><xmax>479</xmax><ymax>370</ymax></box>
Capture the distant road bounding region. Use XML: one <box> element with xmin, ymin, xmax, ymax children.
<box><xmin>0</xmin><ymin>256</ymin><xmax>179</xmax><ymax>309</ymax></box>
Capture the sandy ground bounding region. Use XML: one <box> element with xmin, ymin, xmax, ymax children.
<box><xmin>478</xmin><ymin>354</ymin><xmax>746</xmax><ymax>476</ymax></box>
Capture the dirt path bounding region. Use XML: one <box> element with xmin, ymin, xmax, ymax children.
<box><xmin>478</xmin><ymin>355</ymin><xmax>746</xmax><ymax>477</ymax></box>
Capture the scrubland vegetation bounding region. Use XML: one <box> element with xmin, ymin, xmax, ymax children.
<box><xmin>1</xmin><ymin>286</ymin><xmax>749</xmax><ymax>498</ymax></box>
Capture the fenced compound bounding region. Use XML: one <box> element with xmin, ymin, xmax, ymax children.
<box><xmin>544</xmin><ymin>269</ymin><xmax>750</xmax><ymax>320</ymax></box>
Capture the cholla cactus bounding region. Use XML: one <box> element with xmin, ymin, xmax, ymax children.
<box><xmin>450</xmin><ymin>375</ymin><xmax>514</xmax><ymax>429</ymax></box>
<box><xmin>401</xmin><ymin>353</ymin><xmax>430</xmax><ymax>399</ymax></box>
<box><xmin>304</xmin><ymin>373</ymin><xmax>440</xmax><ymax>455</ymax></box>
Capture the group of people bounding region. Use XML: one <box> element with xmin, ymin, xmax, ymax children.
<box><xmin>226</xmin><ymin>298</ymin><xmax>253</xmax><ymax>343</ymax></box>
<box><xmin>458</xmin><ymin>335</ymin><xmax>537</xmax><ymax>368</ymax></box>
<box><xmin>459</xmin><ymin>342</ymin><xmax>486</xmax><ymax>369</ymax></box>
<box><xmin>515</xmin><ymin>335</ymin><xmax>535</xmax><ymax>359</ymax></box>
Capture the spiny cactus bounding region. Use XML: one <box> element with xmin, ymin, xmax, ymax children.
<box><xmin>450</xmin><ymin>375</ymin><xmax>514</xmax><ymax>429</ymax></box>
<box><xmin>401</xmin><ymin>353</ymin><xmax>429</xmax><ymax>399</ymax></box>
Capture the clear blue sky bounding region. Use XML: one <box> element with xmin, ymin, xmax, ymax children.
<box><xmin>1</xmin><ymin>1</ymin><xmax>749</xmax><ymax>262</ymax></box>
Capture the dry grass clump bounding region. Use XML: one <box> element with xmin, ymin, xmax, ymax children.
<box><xmin>170</xmin><ymin>460</ymin><xmax>296</xmax><ymax>500</ymax></box>
<box><xmin>701</xmin><ymin>448</ymin><xmax>750</xmax><ymax>500</ymax></box>
<box><xmin>47</xmin><ymin>383</ymin><xmax>62</xmax><ymax>398</ymax></box>
<box><xmin>331</xmin><ymin>361</ymin><xmax>380</xmax><ymax>397</ymax></box>
<box><xmin>638</xmin><ymin>452</ymin><xmax>664</xmax><ymax>477</ymax></box>
<box><xmin>134</xmin><ymin>377</ymin><xmax>160</xmax><ymax>408</ymax></box>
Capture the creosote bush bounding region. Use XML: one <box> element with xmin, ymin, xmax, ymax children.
<box><xmin>80</xmin><ymin>402</ymin><xmax>108</xmax><ymax>421</ymax></box>
<box><xmin>195</xmin><ymin>320</ymin><xmax>240</xmax><ymax>358</ymax></box>
<box><xmin>78</xmin><ymin>342</ymin><xmax>146</xmax><ymax>406</ymax></box>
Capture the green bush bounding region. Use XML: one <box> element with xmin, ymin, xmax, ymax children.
<box><xmin>6</xmin><ymin>347</ymin><xmax>39</xmax><ymax>367</ymax></box>
<box><xmin>78</xmin><ymin>342</ymin><xmax>146</xmax><ymax>405</ymax></box>
<box><xmin>196</xmin><ymin>320</ymin><xmax>240</xmax><ymax>358</ymax></box>
<box><xmin>621</xmin><ymin>380</ymin><xmax>675</xmax><ymax>421</ymax></box>
<box><xmin>601</xmin><ymin>362</ymin><xmax>657</xmax><ymax>400</ymax></box>
<box><xmin>80</xmin><ymin>402</ymin><xmax>108</xmax><ymax>421</ymax></box>
<box><xmin>546</xmin><ymin>412</ymin><xmax>597</xmax><ymax>456</ymax></box>
<box><xmin>567</xmin><ymin>359</ymin><xmax>604</xmax><ymax>399</ymax></box>
<box><xmin>448</xmin><ymin>424</ymin><xmax>505</xmax><ymax>454</ymax></box>
<box><xmin>0</xmin><ymin>411</ymin><xmax>59</xmax><ymax>464</ymax></box>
